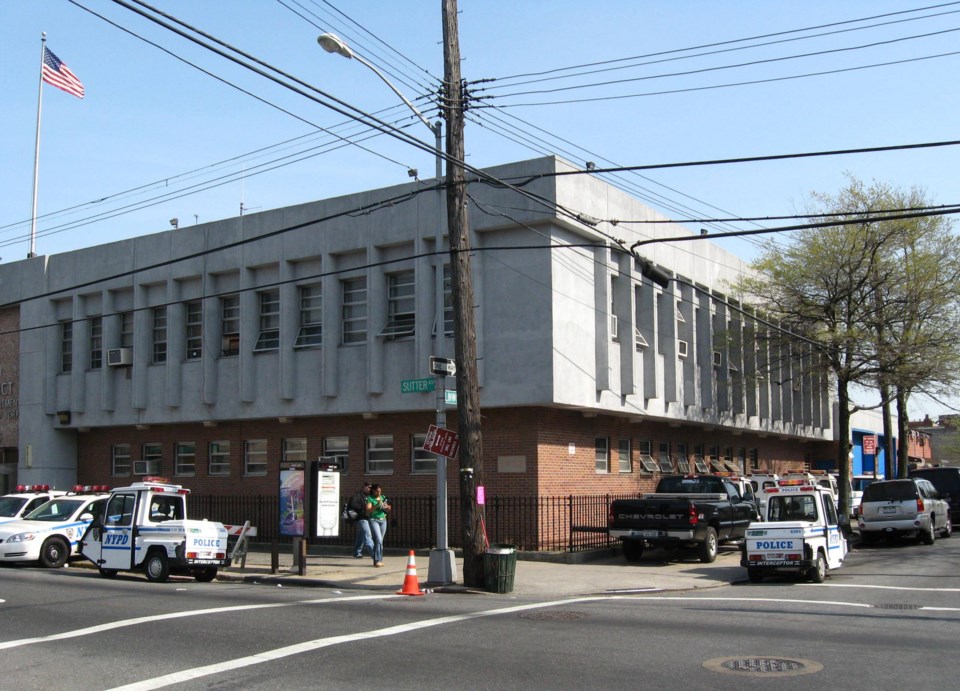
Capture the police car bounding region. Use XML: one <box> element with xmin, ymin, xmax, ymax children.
<box><xmin>0</xmin><ymin>485</ymin><xmax>67</xmax><ymax>524</ymax></box>
<box><xmin>0</xmin><ymin>485</ymin><xmax>110</xmax><ymax>568</ymax></box>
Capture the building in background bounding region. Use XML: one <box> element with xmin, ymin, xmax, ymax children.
<box><xmin>0</xmin><ymin>156</ymin><xmax>834</xmax><ymax>543</ymax></box>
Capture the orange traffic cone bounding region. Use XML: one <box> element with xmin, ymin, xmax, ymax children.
<box><xmin>396</xmin><ymin>550</ymin><xmax>425</xmax><ymax>596</ymax></box>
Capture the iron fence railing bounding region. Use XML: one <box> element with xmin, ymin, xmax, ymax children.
<box><xmin>191</xmin><ymin>493</ymin><xmax>635</xmax><ymax>552</ymax></box>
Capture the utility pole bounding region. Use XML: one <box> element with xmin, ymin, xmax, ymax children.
<box><xmin>442</xmin><ymin>0</ymin><xmax>486</xmax><ymax>588</ymax></box>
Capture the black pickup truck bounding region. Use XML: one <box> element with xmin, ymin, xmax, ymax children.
<box><xmin>608</xmin><ymin>475</ymin><xmax>756</xmax><ymax>563</ymax></box>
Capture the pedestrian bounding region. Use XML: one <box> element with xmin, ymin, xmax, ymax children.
<box><xmin>365</xmin><ymin>483</ymin><xmax>391</xmax><ymax>567</ymax></box>
<box><xmin>349</xmin><ymin>482</ymin><xmax>373</xmax><ymax>559</ymax></box>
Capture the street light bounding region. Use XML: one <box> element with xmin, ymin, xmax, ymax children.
<box><xmin>317</xmin><ymin>33</ymin><xmax>457</xmax><ymax>585</ymax></box>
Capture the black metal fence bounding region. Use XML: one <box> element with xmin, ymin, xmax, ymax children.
<box><xmin>191</xmin><ymin>493</ymin><xmax>635</xmax><ymax>552</ymax></box>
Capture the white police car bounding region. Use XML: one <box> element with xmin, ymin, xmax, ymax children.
<box><xmin>0</xmin><ymin>486</ymin><xmax>110</xmax><ymax>568</ymax></box>
<box><xmin>0</xmin><ymin>485</ymin><xmax>67</xmax><ymax>525</ymax></box>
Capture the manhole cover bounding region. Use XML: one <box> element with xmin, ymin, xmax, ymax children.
<box><xmin>519</xmin><ymin>611</ymin><xmax>587</xmax><ymax>621</ymax></box>
<box><xmin>874</xmin><ymin>603</ymin><xmax>922</xmax><ymax>610</ymax></box>
<box><xmin>703</xmin><ymin>656</ymin><xmax>823</xmax><ymax>677</ymax></box>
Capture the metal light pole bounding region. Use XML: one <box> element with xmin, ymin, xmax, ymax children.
<box><xmin>317</xmin><ymin>34</ymin><xmax>457</xmax><ymax>584</ymax></box>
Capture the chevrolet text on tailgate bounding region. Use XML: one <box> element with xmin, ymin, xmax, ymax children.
<box><xmin>608</xmin><ymin>475</ymin><xmax>755</xmax><ymax>563</ymax></box>
<box><xmin>741</xmin><ymin>480</ymin><xmax>847</xmax><ymax>583</ymax></box>
<box><xmin>80</xmin><ymin>478</ymin><xmax>230</xmax><ymax>583</ymax></box>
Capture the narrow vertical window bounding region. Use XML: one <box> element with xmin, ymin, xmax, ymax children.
<box><xmin>595</xmin><ymin>437</ymin><xmax>609</xmax><ymax>473</ymax></box>
<box><xmin>295</xmin><ymin>284</ymin><xmax>322</xmax><ymax>347</ymax></box>
<box><xmin>412</xmin><ymin>433</ymin><xmax>436</xmax><ymax>474</ymax></box>
<box><xmin>89</xmin><ymin>316</ymin><xmax>102</xmax><ymax>369</ymax></box>
<box><xmin>244</xmin><ymin>439</ymin><xmax>267</xmax><ymax>476</ymax></box>
<box><xmin>618</xmin><ymin>438</ymin><xmax>631</xmax><ymax>473</ymax></box>
<box><xmin>324</xmin><ymin>436</ymin><xmax>349</xmax><ymax>474</ymax></box>
<box><xmin>152</xmin><ymin>307</ymin><xmax>167</xmax><ymax>364</ymax></box>
<box><xmin>221</xmin><ymin>294</ymin><xmax>240</xmax><ymax>356</ymax></box>
<box><xmin>209</xmin><ymin>441</ymin><xmax>231</xmax><ymax>476</ymax></box>
<box><xmin>111</xmin><ymin>443</ymin><xmax>131</xmax><ymax>476</ymax></box>
<box><xmin>365</xmin><ymin>435</ymin><xmax>393</xmax><ymax>474</ymax></box>
<box><xmin>120</xmin><ymin>311</ymin><xmax>134</xmax><ymax>349</ymax></box>
<box><xmin>175</xmin><ymin>442</ymin><xmax>196</xmax><ymax>476</ymax></box>
<box><xmin>342</xmin><ymin>277</ymin><xmax>367</xmax><ymax>345</ymax></box>
<box><xmin>255</xmin><ymin>290</ymin><xmax>280</xmax><ymax>351</ymax></box>
<box><xmin>442</xmin><ymin>264</ymin><xmax>454</xmax><ymax>336</ymax></box>
<box><xmin>60</xmin><ymin>321</ymin><xmax>73</xmax><ymax>373</ymax></box>
<box><xmin>185</xmin><ymin>300</ymin><xmax>202</xmax><ymax>359</ymax></box>
<box><xmin>379</xmin><ymin>270</ymin><xmax>415</xmax><ymax>340</ymax></box>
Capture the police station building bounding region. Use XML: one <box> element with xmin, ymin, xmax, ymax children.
<box><xmin>0</xmin><ymin>156</ymin><xmax>832</xmax><ymax>505</ymax></box>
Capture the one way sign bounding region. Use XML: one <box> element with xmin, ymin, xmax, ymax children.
<box><xmin>422</xmin><ymin>424</ymin><xmax>460</xmax><ymax>459</ymax></box>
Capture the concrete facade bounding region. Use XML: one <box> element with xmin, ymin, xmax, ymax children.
<box><xmin>1</xmin><ymin>156</ymin><xmax>833</xmax><ymax>496</ymax></box>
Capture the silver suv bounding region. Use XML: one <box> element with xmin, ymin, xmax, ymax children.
<box><xmin>858</xmin><ymin>478</ymin><xmax>952</xmax><ymax>545</ymax></box>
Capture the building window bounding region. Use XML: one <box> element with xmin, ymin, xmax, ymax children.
<box><xmin>209</xmin><ymin>441</ymin><xmax>231</xmax><ymax>476</ymax></box>
<box><xmin>138</xmin><ymin>443</ymin><xmax>162</xmax><ymax>476</ymax></box>
<box><xmin>738</xmin><ymin>448</ymin><xmax>747</xmax><ymax>474</ymax></box>
<box><xmin>324</xmin><ymin>436</ymin><xmax>349</xmax><ymax>474</ymax></box>
<box><xmin>120</xmin><ymin>311</ymin><xmax>134</xmax><ymax>349</ymax></box>
<box><xmin>412</xmin><ymin>434</ymin><xmax>436</xmax><ymax>474</ymax></box>
<box><xmin>185</xmin><ymin>301</ymin><xmax>202</xmax><ymax>360</ymax></box>
<box><xmin>295</xmin><ymin>284</ymin><xmax>322</xmax><ymax>347</ymax></box>
<box><xmin>610</xmin><ymin>276</ymin><xmax>619</xmax><ymax>342</ymax></box>
<box><xmin>283</xmin><ymin>438</ymin><xmax>307</xmax><ymax>463</ymax></box>
<box><xmin>89</xmin><ymin>316</ymin><xmax>103</xmax><ymax>370</ymax></box>
<box><xmin>379</xmin><ymin>270</ymin><xmax>416</xmax><ymax>340</ymax></box>
<box><xmin>710</xmin><ymin>445</ymin><xmax>723</xmax><ymax>472</ymax></box>
<box><xmin>175</xmin><ymin>442</ymin><xmax>196</xmax><ymax>476</ymax></box>
<box><xmin>595</xmin><ymin>437</ymin><xmax>609</xmax><ymax>473</ymax></box>
<box><xmin>342</xmin><ymin>277</ymin><xmax>367</xmax><ymax>344</ymax></box>
<box><xmin>244</xmin><ymin>439</ymin><xmax>268</xmax><ymax>476</ymax></box>
<box><xmin>638</xmin><ymin>439</ymin><xmax>657</xmax><ymax>474</ymax></box>
<box><xmin>152</xmin><ymin>307</ymin><xmax>167</xmax><ymax>364</ymax></box>
<box><xmin>60</xmin><ymin>321</ymin><xmax>73</xmax><ymax>373</ymax></box>
<box><xmin>221</xmin><ymin>294</ymin><xmax>240</xmax><ymax>356</ymax></box>
<box><xmin>694</xmin><ymin>444</ymin><xmax>709</xmax><ymax>473</ymax></box>
<box><xmin>366</xmin><ymin>435</ymin><xmax>394</xmax><ymax>474</ymax></box>
<box><xmin>255</xmin><ymin>290</ymin><xmax>280</xmax><ymax>351</ymax></box>
<box><xmin>676</xmin><ymin>443</ymin><xmax>689</xmax><ymax>473</ymax></box>
<box><xmin>749</xmin><ymin>448</ymin><xmax>760</xmax><ymax>471</ymax></box>
<box><xmin>658</xmin><ymin>442</ymin><xmax>673</xmax><ymax>473</ymax></box>
<box><xmin>618</xmin><ymin>438</ymin><xmax>631</xmax><ymax>473</ymax></box>
<box><xmin>111</xmin><ymin>443</ymin><xmax>131</xmax><ymax>476</ymax></box>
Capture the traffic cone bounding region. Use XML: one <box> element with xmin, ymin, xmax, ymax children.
<box><xmin>396</xmin><ymin>550</ymin><xmax>425</xmax><ymax>596</ymax></box>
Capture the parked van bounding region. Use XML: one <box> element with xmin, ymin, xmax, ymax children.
<box><xmin>909</xmin><ymin>467</ymin><xmax>960</xmax><ymax>524</ymax></box>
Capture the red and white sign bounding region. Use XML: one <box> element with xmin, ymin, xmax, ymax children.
<box><xmin>422</xmin><ymin>424</ymin><xmax>460</xmax><ymax>459</ymax></box>
<box><xmin>863</xmin><ymin>435</ymin><xmax>877</xmax><ymax>455</ymax></box>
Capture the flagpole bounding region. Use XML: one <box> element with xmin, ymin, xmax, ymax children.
<box><xmin>29</xmin><ymin>33</ymin><xmax>46</xmax><ymax>259</ymax></box>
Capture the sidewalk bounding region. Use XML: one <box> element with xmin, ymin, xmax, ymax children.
<box><xmin>215</xmin><ymin>543</ymin><xmax>746</xmax><ymax>596</ymax></box>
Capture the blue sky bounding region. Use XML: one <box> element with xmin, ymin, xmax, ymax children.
<box><xmin>4</xmin><ymin>1</ymin><xmax>959</xmax><ymax>418</ymax></box>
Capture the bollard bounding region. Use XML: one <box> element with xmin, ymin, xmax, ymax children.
<box><xmin>297</xmin><ymin>538</ymin><xmax>307</xmax><ymax>576</ymax></box>
<box><xmin>271</xmin><ymin>539</ymin><xmax>279</xmax><ymax>574</ymax></box>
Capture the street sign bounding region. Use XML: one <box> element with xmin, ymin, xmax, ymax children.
<box><xmin>444</xmin><ymin>389</ymin><xmax>457</xmax><ymax>405</ymax></box>
<box><xmin>401</xmin><ymin>378</ymin><xmax>435</xmax><ymax>393</ymax></box>
<box><xmin>429</xmin><ymin>356</ymin><xmax>456</xmax><ymax>376</ymax></box>
<box><xmin>863</xmin><ymin>435</ymin><xmax>877</xmax><ymax>455</ymax></box>
<box><xmin>422</xmin><ymin>424</ymin><xmax>460</xmax><ymax>459</ymax></box>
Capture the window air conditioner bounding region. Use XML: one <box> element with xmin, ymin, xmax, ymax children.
<box><xmin>107</xmin><ymin>347</ymin><xmax>132</xmax><ymax>367</ymax></box>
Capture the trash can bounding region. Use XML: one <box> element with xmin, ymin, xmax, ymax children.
<box><xmin>483</xmin><ymin>543</ymin><xmax>517</xmax><ymax>593</ymax></box>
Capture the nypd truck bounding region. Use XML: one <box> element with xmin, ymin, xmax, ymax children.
<box><xmin>741</xmin><ymin>480</ymin><xmax>847</xmax><ymax>583</ymax></box>
<box><xmin>80</xmin><ymin>479</ymin><xmax>230</xmax><ymax>583</ymax></box>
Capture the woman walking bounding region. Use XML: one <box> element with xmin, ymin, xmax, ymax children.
<box><xmin>365</xmin><ymin>483</ymin><xmax>391</xmax><ymax>567</ymax></box>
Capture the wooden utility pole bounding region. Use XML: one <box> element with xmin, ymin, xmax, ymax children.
<box><xmin>442</xmin><ymin>0</ymin><xmax>486</xmax><ymax>587</ymax></box>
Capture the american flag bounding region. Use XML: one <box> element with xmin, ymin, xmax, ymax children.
<box><xmin>42</xmin><ymin>46</ymin><xmax>85</xmax><ymax>99</ymax></box>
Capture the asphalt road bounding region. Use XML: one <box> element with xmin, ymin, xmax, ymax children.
<box><xmin>1</xmin><ymin>535</ymin><xmax>959</xmax><ymax>689</ymax></box>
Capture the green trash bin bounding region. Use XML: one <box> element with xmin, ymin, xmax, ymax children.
<box><xmin>483</xmin><ymin>544</ymin><xmax>517</xmax><ymax>593</ymax></box>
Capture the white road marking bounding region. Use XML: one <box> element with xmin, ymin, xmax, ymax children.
<box><xmin>109</xmin><ymin>597</ymin><xmax>607</xmax><ymax>690</ymax></box>
<box><xmin>0</xmin><ymin>594</ymin><xmax>392</xmax><ymax>651</ymax></box>
<box><xmin>806</xmin><ymin>583</ymin><xmax>960</xmax><ymax>593</ymax></box>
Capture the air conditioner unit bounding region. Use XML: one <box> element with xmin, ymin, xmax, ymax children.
<box><xmin>134</xmin><ymin>460</ymin><xmax>160</xmax><ymax>476</ymax></box>
<box><xmin>107</xmin><ymin>347</ymin><xmax>132</xmax><ymax>367</ymax></box>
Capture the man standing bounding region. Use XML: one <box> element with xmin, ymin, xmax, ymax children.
<box><xmin>349</xmin><ymin>482</ymin><xmax>373</xmax><ymax>559</ymax></box>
